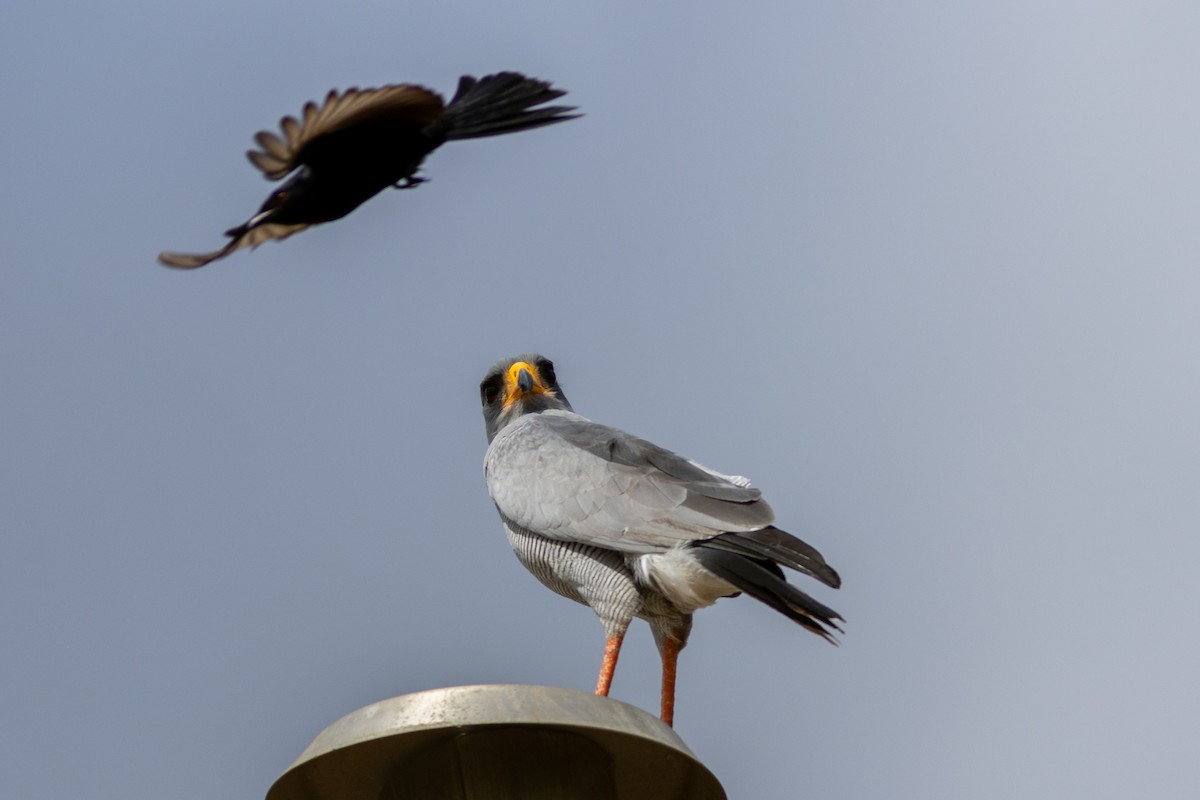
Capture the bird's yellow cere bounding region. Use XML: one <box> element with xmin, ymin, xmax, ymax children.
<box><xmin>503</xmin><ymin>361</ymin><xmax>552</xmax><ymax>409</ymax></box>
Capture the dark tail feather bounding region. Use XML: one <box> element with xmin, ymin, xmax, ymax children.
<box><xmin>436</xmin><ymin>72</ymin><xmax>579</xmax><ymax>140</ymax></box>
<box><xmin>701</xmin><ymin>527</ymin><xmax>841</xmax><ymax>588</ymax></box>
<box><xmin>691</xmin><ymin>546</ymin><xmax>844</xmax><ymax>643</ymax></box>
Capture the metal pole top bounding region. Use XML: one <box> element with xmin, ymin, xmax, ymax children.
<box><xmin>266</xmin><ymin>684</ymin><xmax>725</xmax><ymax>800</ymax></box>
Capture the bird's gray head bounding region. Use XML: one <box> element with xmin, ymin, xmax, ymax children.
<box><xmin>481</xmin><ymin>353</ymin><xmax>573</xmax><ymax>442</ymax></box>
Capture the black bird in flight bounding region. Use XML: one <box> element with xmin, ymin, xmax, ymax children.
<box><xmin>158</xmin><ymin>72</ymin><xmax>578</xmax><ymax>269</ymax></box>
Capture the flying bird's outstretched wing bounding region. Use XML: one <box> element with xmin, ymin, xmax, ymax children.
<box><xmin>158</xmin><ymin>222</ymin><xmax>312</xmax><ymax>269</ymax></box>
<box><xmin>244</xmin><ymin>84</ymin><xmax>447</xmax><ymax>180</ymax></box>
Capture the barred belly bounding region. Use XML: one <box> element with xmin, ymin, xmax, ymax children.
<box><xmin>502</xmin><ymin>519</ymin><xmax>642</xmax><ymax>638</ymax></box>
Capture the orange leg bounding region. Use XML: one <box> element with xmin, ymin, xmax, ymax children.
<box><xmin>659</xmin><ymin>634</ymin><xmax>681</xmax><ymax>727</ymax></box>
<box><xmin>595</xmin><ymin>632</ymin><xmax>625</xmax><ymax>696</ymax></box>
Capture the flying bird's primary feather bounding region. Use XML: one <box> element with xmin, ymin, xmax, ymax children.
<box><xmin>158</xmin><ymin>72</ymin><xmax>578</xmax><ymax>269</ymax></box>
<box><xmin>480</xmin><ymin>354</ymin><xmax>843</xmax><ymax>726</ymax></box>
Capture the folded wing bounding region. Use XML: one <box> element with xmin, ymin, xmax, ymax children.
<box><xmin>487</xmin><ymin>412</ymin><xmax>776</xmax><ymax>552</ymax></box>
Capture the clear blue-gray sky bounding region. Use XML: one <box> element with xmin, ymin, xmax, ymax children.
<box><xmin>3</xmin><ymin>2</ymin><xmax>1198</xmax><ymax>798</ymax></box>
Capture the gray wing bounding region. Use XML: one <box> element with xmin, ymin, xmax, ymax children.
<box><xmin>486</xmin><ymin>411</ymin><xmax>775</xmax><ymax>553</ymax></box>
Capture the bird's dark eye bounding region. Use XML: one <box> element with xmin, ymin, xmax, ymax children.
<box><xmin>538</xmin><ymin>359</ymin><xmax>557</xmax><ymax>387</ymax></box>
<box><xmin>481</xmin><ymin>381</ymin><xmax>502</xmax><ymax>406</ymax></box>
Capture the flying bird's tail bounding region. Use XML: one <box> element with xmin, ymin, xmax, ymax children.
<box><xmin>691</xmin><ymin>527</ymin><xmax>844</xmax><ymax>642</ymax></box>
<box><xmin>434</xmin><ymin>72</ymin><xmax>579</xmax><ymax>141</ymax></box>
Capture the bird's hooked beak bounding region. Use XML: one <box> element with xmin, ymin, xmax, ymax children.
<box><xmin>504</xmin><ymin>361</ymin><xmax>550</xmax><ymax>409</ymax></box>
<box><xmin>517</xmin><ymin>366</ymin><xmax>535</xmax><ymax>392</ymax></box>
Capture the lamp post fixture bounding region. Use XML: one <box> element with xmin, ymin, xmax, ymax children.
<box><xmin>267</xmin><ymin>685</ymin><xmax>725</xmax><ymax>800</ymax></box>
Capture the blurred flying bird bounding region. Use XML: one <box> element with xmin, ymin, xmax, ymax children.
<box><xmin>158</xmin><ymin>72</ymin><xmax>578</xmax><ymax>269</ymax></box>
<box><xmin>480</xmin><ymin>355</ymin><xmax>843</xmax><ymax>726</ymax></box>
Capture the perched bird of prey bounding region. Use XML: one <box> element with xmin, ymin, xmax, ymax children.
<box><xmin>158</xmin><ymin>72</ymin><xmax>578</xmax><ymax>269</ymax></box>
<box><xmin>481</xmin><ymin>355</ymin><xmax>843</xmax><ymax>726</ymax></box>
